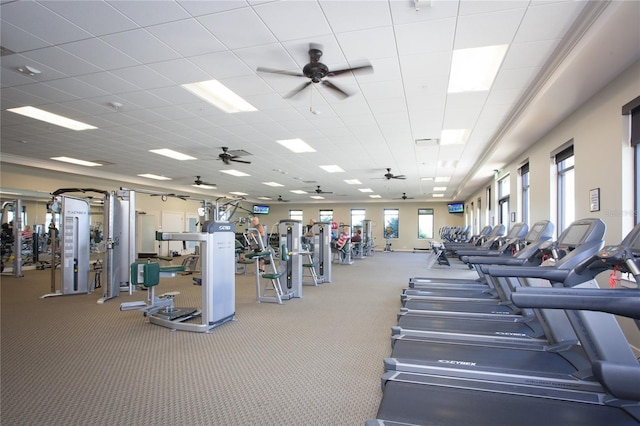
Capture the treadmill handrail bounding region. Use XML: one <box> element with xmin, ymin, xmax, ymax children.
<box><xmin>511</xmin><ymin>287</ymin><xmax>640</xmax><ymax>319</ymax></box>
<box><xmin>487</xmin><ymin>265</ymin><xmax>569</xmax><ymax>282</ymax></box>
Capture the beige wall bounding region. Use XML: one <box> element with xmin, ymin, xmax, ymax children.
<box><xmin>464</xmin><ymin>59</ymin><xmax>640</xmax><ymax>244</ymax></box>
<box><xmin>461</xmin><ymin>59</ymin><xmax>640</xmax><ymax>352</ymax></box>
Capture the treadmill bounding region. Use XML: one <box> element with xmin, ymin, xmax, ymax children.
<box><xmin>399</xmin><ymin>220</ymin><xmax>591</xmax><ymax>317</ymax></box>
<box><xmin>407</xmin><ymin>220</ymin><xmax>553</xmax><ymax>290</ymax></box>
<box><xmin>385</xmin><ymin>219</ymin><xmax>636</xmax><ymax>393</ymax></box>
<box><xmin>369</xmin><ymin>226</ymin><xmax>640</xmax><ymax>426</ymax></box>
<box><xmin>392</xmin><ymin>223</ymin><xmax>588</xmax><ymax>345</ymax></box>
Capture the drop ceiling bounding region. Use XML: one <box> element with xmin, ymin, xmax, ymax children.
<box><xmin>1</xmin><ymin>0</ymin><xmax>639</xmax><ymax>203</ymax></box>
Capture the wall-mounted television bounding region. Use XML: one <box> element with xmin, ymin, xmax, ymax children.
<box><xmin>253</xmin><ymin>204</ymin><xmax>270</xmax><ymax>215</ymax></box>
<box><xmin>447</xmin><ymin>203</ymin><xmax>464</xmax><ymax>214</ymax></box>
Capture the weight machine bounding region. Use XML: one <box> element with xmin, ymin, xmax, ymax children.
<box><xmin>122</xmin><ymin>221</ymin><xmax>236</xmax><ymax>332</ymax></box>
<box><xmin>312</xmin><ymin>221</ymin><xmax>332</xmax><ymax>283</ymax></box>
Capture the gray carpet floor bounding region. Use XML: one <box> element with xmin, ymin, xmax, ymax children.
<box><xmin>1</xmin><ymin>250</ymin><xmax>475</xmax><ymax>426</ymax></box>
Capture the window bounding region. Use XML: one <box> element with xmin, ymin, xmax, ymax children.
<box><xmin>289</xmin><ymin>209</ymin><xmax>303</xmax><ymax>222</ymax></box>
<box><xmin>623</xmin><ymin>96</ymin><xmax>640</xmax><ymax>224</ymax></box>
<box><xmin>498</xmin><ymin>176</ymin><xmax>510</xmax><ymax>227</ymax></box>
<box><xmin>383</xmin><ymin>209</ymin><xmax>399</xmax><ymax>238</ymax></box>
<box><xmin>418</xmin><ymin>209</ymin><xmax>434</xmax><ymax>239</ymax></box>
<box><xmin>519</xmin><ymin>163</ymin><xmax>530</xmax><ymax>225</ymax></box>
<box><xmin>556</xmin><ymin>144</ymin><xmax>575</xmax><ymax>234</ymax></box>
<box><xmin>351</xmin><ymin>209</ymin><xmax>366</xmax><ymax>229</ymax></box>
<box><xmin>319</xmin><ymin>209</ymin><xmax>333</xmax><ymax>224</ymax></box>
<box><xmin>486</xmin><ymin>186</ymin><xmax>492</xmax><ymax>225</ymax></box>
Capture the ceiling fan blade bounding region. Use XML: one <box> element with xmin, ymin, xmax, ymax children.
<box><xmin>256</xmin><ymin>67</ymin><xmax>305</xmax><ymax>77</ymax></box>
<box><xmin>328</xmin><ymin>64</ymin><xmax>373</xmax><ymax>77</ymax></box>
<box><xmin>321</xmin><ymin>80</ymin><xmax>350</xmax><ymax>98</ymax></box>
<box><xmin>230</xmin><ymin>158</ymin><xmax>251</xmax><ymax>164</ymax></box>
<box><xmin>393</xmin><ymin>175</ymin><xmax>407</xmax><ymax>180</ymax></box>
<box><xmin>284</xmin><ymin>81</ymin><xmax>313</xmax><ymax>99</ymax></box>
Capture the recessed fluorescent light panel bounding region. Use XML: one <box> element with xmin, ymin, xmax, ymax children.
<box><xmin>432</xmin><ymin>194</ymin><xmax>445</xmax><ymax>198</ymax></box>
<box><xmin>192</xmin><ymin>184</ymin><xmax>216</xmax><ymax>189</ymax></box>
<box><xmin>290</xmin><ymin>190</ymin><xmax>308</xmax><ymax>194</ymax></box>
<box><xmin>138</xmin><ymin>174</ymin><xmax>171</xmax><ymax>181</ymax></box>
<box><xmin>369</xmin><ymin>195</ymin><xmax>382</xmax><ymax>199</ymax></box>
<box><xmin>8</xmin><ymin>106</ymin><xmax>97</xmax><ymax>130</ymax></box>
<box><xmin>448</xmin><ymin>45</ymin><xmax>508</xmax><ymax>93</ymax></box>
<box><xmin>150</xmin><ymin>149</ymin><xmax>196</xmax><ymax>161</ymax></box>
<box><xmin>277</xmin><ymin>138</ymin><xmax>316</xmax><ymax>153</ymax></box>
<box><xmin>433</xmin><ymin>187</ymin><xmax>447</xmax><ymax>191</ymax></box>
<box><xmin>229</xmin><ymin>191</ymin><xmax>248</xmax><ymax>196</ymax></box>
<box><xmin>319</xmin><ymin>165</ymin><xmax>344</xmax><ymax>173</ymax></box>
<box><xmin>310</xmin><ymin>195</ymin><xmax>324</xmax><ymax>200</ymax></box>
<box><xmin>358</xmin><ymin>188</ymin><xmax>374</xmax><ymax>193</ymax></box>
<box><xmin>440</xmin><ymin>129</ymin><xmax>470</xmax><ymax>145</ymax></box>
<box><xmin>344</xmin><ymin>179</ymin><xmax>362</xmax><ymax>185</ymax></box>
<box><xmin>51</xmin><ymin>157</ymin><xmax>102</xmax><ymax>167</ymax></box>
<box><xmin>220</xmin><ymin>169</ymin><xmax>250</xmax><ymax>177</ymax></box>
<box><xmin>262</xmin><ymin>182</ymin><xmax>284</xmax><ymax>187</ymax></box>
<box><xmin>181</xmin><ymin>80</ymin><xmax>257</xmax><ymax>113</ymax></box>
<box><xmin>256</xmin><ymin>196</ymin><xmax>272</xmax><ymax>200</ymax></box>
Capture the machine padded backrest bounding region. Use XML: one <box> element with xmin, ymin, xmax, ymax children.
<box><xmin>130</xmin><ymin>262</ymin><xmax>160</xmax><ymax>287</ymax></box>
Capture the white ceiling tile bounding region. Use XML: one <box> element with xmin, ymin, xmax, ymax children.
<box><xmin>42</xmin><ymin>1</ymin><xmax>138</xmax><ymax>36</ymax></box>
<box><xmin>109</xmin><ymin>65</ymin><xmax>175</xmax><ymax>90</ymax></box>
<box><xmin>150</xmin><ymin>59</ymin><xmax>213</xmax><ymax>85</ymax></box>
<box><xmin>253</xmin><ymin>1</ymin><xmax>333</xmax><ymax>41</ymax></box>
<box><xmin>395</xmin><ymin>18</ymin><xmax>457</xmax><ymax>55</ymax></box>
<box><xmin>0</xmin><ymin>20</ymin><xmax>50</xmax><ymax>52</ymax></box>
<box><xmin>147</xmin><ymin>19</ymin><xmax>227</xmax><ymax>57</ymax></box>
<box><xmin>0</xmin><ymin>1</ymin><xmax>92</xmax><ymax>45</ymax></box>
<box><xmin>76</xmin><ymin>72</ymin><xmax>141</xmax><ymax>95</ymax></box>
<box><xmin>320</xmin><ymin>0</ymin><xmax>392</xmax><ymax>33</ymax></box>
<box><xmin>197</xmin><ymin>7</ymin><xmax>276</xmax><ymax>49</ymax></box>
<box><xmin>453</xmin><ymin>7</ymin><xmax>527</xmax><ymax>49</ymax></box>
<box><xmin>514</xmin><ymin>1</ymin><xmax>587</xmax><ymax>43</ymax></box>
<box><xmin>102</xmin><ymin>29</ymin><xmax>182</xmax><ymax>64</ymax></box>
<box><xmin>359</xmin><ymin>79</ymin><xmax>405</xmax><ymax>100</ymax></box>
<box><xmin>336</xmin><ymin>26</ymin><xmax>398</xmax><ymax>62</ymax></box>
<box><xmin>22</xmin><ymin>46</ymin><xmax>102</xmax><ymax>76</ymax></box>
<box><xmin>177</xmin><ymin>1</ymin><xmax>249</xmax><ymax>17</ymax></box>
<box><xmin>60</xmin><ymin>38</ymin><xmax>140</xmax><ymax>71</ymax></box>
<box><xmin>458</xmin><ymin>0</ymin><xmax>528</xmax><ymax>16</ymax></box>
<box><xmin>189</xmin><ymin>50</ymin><xmax>254</xmax><ymax>79</ymax></box>
<box><xmin>108</xmin><ymin>1</ymin><xmax>192</xmax><ymax>26</ymax></box>
<box><xmin>389</xmin><ymin>0</ymin><xmax>460</xmax><ymax>25</ymax></box>
<box><xmin>43</xmin><ymin>77</ymin><xmax>110</xmax><ymax>100</ymax></box>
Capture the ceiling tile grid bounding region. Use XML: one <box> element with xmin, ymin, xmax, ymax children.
<box><xmin>1</xmin><ymin>0</ymin><xmax>635</xmax><ymax>204</ymax></box>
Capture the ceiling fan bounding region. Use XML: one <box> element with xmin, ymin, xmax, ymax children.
<box><xmin>256</xmin><ymin>43</ymin><xmax>373</xmax><ymax>99</ymax></box>
<box><xmin>276</xmin><ymin>195</ymin><xmax>290</xmax><ymax>202</ymax></box>
<box><xmin>394</xmin><ymin>193</ymin><xmax>414</xmax><ymax>200</ymax></box>
<box><xmin>193</xmin><ymin>176</ymin><xmax>216</xmax><ymax>188</ymax></box>
<box><xmin>218</xmin><ymin>147</ymin><xmax>251</xmax><ymax>165</ymax></box>
<box><xmin>315</xmin><ymin>185</ymin><xmax>333</xmax><ymax>194</ymax></box>
<box><xmin>383</xmin><ymin>168</ymin><xmax>406</xmax><ymax>180</ymax></box>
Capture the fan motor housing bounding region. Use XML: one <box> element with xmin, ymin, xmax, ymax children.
<box><xmin>303</xmin><ymin>62</ymin><xmax>329</xmax><ymax>83</ymax></box>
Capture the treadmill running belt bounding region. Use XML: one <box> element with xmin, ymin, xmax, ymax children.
<box><xmin>403</xmin><ymin>299</ymin><xmax>516</xmax><ymax>314</ymax></box>
<box><xmin>396</xmin><ymin>314</ymin><xmax>544</xmax><ymax>338</ymax></box>
<box><xmin>376</xmin><ymin>380</ymin><xmax>639</xmax><ymax>426</ymax></box>
<box><xmin>389</xmin><ymin>339</ymin><xmax>590</xmax><ymax>374</ymax></box>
